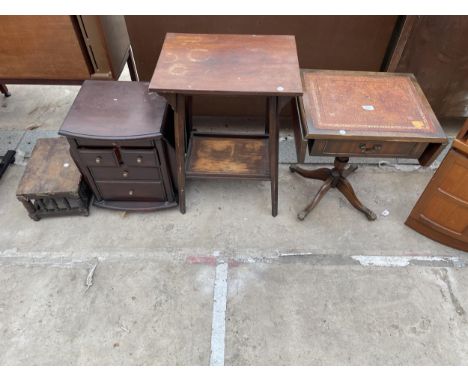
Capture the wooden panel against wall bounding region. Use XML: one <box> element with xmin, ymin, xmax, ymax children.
<box><xmin>392</xmin><ymin>16</ymin><xmax>468</xmax><ymax>118</ymax></box>
<box><xmin>0</xmin><ymin>16</ymin><xmax>90</xmax><ymax>81</ymax></box>
<box><xmin>125</xmin><ymin>16</ymin><xmax>398</xmax><ymax>116</ymax></box>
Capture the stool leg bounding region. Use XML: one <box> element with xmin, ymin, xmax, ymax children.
<box><xmin>18</xmin><ymin>197</ymin><xmax>40</xmax><ymax>221</ymax></box>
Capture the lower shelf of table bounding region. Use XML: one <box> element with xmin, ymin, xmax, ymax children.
<box><xmin>186</xmin><ymin>133</ymin><xmax>271</xmax><ymax>180</ymax></box>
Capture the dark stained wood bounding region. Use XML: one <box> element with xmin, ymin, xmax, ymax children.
<box><xmin>127</xmin><ymin>16</ymin><xmax>398</xmax><ymax>116</ymax></box>
<box><xmin>389</xmin><ymin>16</ymin><xmax>468</xmax><ymax>117</ymax></box>
<box><xmin>16</xmin><ymin>137</ymin><xmax>91</xmax><ymax>221</ymax></box>
<box><xmin>290</xmin><ymin>157</ymin><xmax>377</xmax><ymax>221</ymax></box>
<box><xmin>60</xmin><ymin>81</ymin><xmax>167</xmax><ymax>140</ymax></box>
<box><xmin>151</xmin><ymin>33</ymin><xmax>300</xmax><ymax>216</ymax></box>
<box><xmin>292</xmin><ymin>69</ymin><xmax>449</xmax><ymax>221</ymax></box>
<box><xmin>309</xmin><ymin>139</ymin><xmax>427</xmax><ymax>158</ymax></box>
<box><xmin>59</xmin><ymin>81</ymin><xmax>177</xmax><ymax>212</ymax></box>
<box><xmin>406</xmin><ymin>142</ymin><xmax>468</xmax><ymax>252</ymax></box>
<box><xmin>384</xmin><ymin>16</ymin><xmax>418</xmax><ymax>72</ymax></box>
<box><xmin>186</xmin><ymin>134</ymin><xmax>270</xmax><ymax>179</ymax></box>
<box><xmin>149</xmin><ymin>33</ymin><xmax>303</xmax><ymax>96</ymax></box>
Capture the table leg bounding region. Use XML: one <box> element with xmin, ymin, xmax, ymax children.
<box><xmin>174</xmin><ymin>94</ymin><xmax>187</xmax><ymax>213</ymax></box>
<box><xmin>185</xmin><ymin>96</ymin><xmax>193</xmax><ymax>152</ymax></box>
<box><xmin>268</xmin><ymin>96</ymin><xmax>279</xmax><ymax>217</ymax></box>
<box><xmin>1</xmin><ymin>84</ymin><xmax>11</xmax><ymax>97</ymax></box>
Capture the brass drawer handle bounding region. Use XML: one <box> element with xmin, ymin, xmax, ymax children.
<box><xmin>95</xmin><ymin>156</ymin><xmax>102</xmax><ymax>164</ymax></box>
<box><xmin>128</xmin><ymin>190</ymin><xmax>134</xmax><ymax>196</ymax></box>
<box><xmin>359</xmin><ymin>143</ymin><xmax>382</xmax><ymax>153</ymax></box>
<box><xmin>122</xmin><ymin>171</ymin><xmax>129</xmax><ymax>178</ymax></box>
<box><xmin>136</xmin><ymin>156</ymin><xmax>143</xmax><ymax>164</ymax></box>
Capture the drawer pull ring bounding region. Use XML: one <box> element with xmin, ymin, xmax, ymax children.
<box><xmin>136</xmin><ymin>157</ymin><xmax>143</xmax><ymax>164</ymax></box>
<box><xmin>359</xmin><ymin>144</ymin><xmax>382</xmax><ymax>153</ymax></box>
<box><xmin>122</xmin><ymin>171</ymin><xmax>129</xmax><ymax>178</ymax></box>
<box><xmin>128</xmin><ymin>190</ymin><xmax>134</xmax><ymax>196</ymax></box>
<box><xmin>95</xmin><ymin>156</ymin><xmax>102</xmax><ymax>164</ymax></box>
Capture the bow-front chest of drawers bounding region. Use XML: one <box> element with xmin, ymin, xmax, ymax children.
<box><xmin>59</xmin><ymin>80</ymin><xmax>177</xmax><ymax>211</ymax></box>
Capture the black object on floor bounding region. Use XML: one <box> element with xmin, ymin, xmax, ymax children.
<box><xmin>0</xmin><ymin>150</ymin><xmax>15</xmax><ymax>181</ymax></box>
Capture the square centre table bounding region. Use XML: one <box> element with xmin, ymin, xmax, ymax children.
<box><xmin>290</xmin><ymin>70</ymin><xmax>448</xmax><ymax>221</ymax></box>
<box><xmin>149</xmin><ymin>33</ymin><xmax>303</xmax><ymax>216</ymax></box>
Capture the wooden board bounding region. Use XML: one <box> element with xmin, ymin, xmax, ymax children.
<box><xmin>186</xmin><ymin>134</ymin><xmax>270</xmax><ymax>178</ymax></box>
<box><xmin>405</xmin><ymin>148</ymin><xmax>468</xmax><ymax>252</ymax></box>
<box><xmin>16</xmin><ymin>137</ymin><xmax>82</xmax><ymax>196</ymax></box>
<box><xmin>149</xmin><ymin>33</ymin><xmax>303</xmax><ymax>96</ymax></box>
<box><xmin>390</xmin><ymin>16</ymin><xmax>468</xmax><ymax>118</ymax></box>
<box><xmin>59</xmin><ymin>81</ymin><xmax>166</xmax><ymax>140</ymax></box>
<box><xmin>0</xmin><ymin>16</ymin><xmax>90</xmax><ymax>80</ymax></box>
<box><xmin>300</xmin><ymin>70</ymin><xmax>447</xmax><ymax>142</ymax></box>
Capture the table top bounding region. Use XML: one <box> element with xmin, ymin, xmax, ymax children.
<box><xmin>59</xmin><ymin>81</ymin><xmax>167</xmax><ymax>141</ymax></box>
<box><xmin>149</xmin><ymin>33</ymin><xmax>303</xmax><ymax>96</ymax></box>
<box><xmin>300</xmin><ymin>70</ymin><xmax>447</xmax><ymax>142</ymax></box>
<box><xmin>16</xmin><ymin>137</ymin><xmax>82</xmax><ymax>196</ymax></box>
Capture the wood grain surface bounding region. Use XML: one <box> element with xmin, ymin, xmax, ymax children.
<box><xmin>150</xmin><ymin>33</ymin><xmax>303</xmax><ymax>96</ymax></box>
<box><xmin>16</xmin><ymin>137</ymin><xmax>81</xmax><ymax>196</ymax></box>
<box><xmin>186</xmin><ymin>134</ymin><xmax>270</xmax><ymax>178</ymax></box>
<box><xmin>0</xmin><ymin>16</ymin><xmax>90</xmax><ymax>80</ymax></box>
<box><xmin>59</xmin><ymin>81</ymin><xmax>167</xmax><ymax>140</ymax></box>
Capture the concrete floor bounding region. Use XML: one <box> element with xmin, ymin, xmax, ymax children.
<box><xmin>0</xmin><ymin>69</ymin><xmax>467</xmax><ymax>365</ymax></box>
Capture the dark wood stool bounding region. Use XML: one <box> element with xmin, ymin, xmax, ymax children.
<box><xmin>16</xmin><ymin>137</ymin><xmax>91</xmax><ymax>221</ymax></box>
<box><xmin>290</xmin><ymin>157</ymin><xmax>376</xmax><ymax>221</ymax></box>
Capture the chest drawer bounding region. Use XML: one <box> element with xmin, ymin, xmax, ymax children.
<box><xmin>75</xmin><ymin>138</ymin><xmax>155</xmax><ymax>148</ymax></box>
<box><xmin>77</xmin><ymin>149</ymin><xmax>118</xmax><ymax>167</ymax></box>
<box><xmin>90</xmin><ymin>166</ymin><xmax>161</xmax><ymax>181</ymax></box>
<box><xmin>96</xmin><ymin>181</ymin><xmax>166</xmax><ymax>201</ymax></box>
<box><xmin>309</xmin><ymin>139</ymin><xmax>427</xmax><ymax>158</ymax></box>
<box><xmin>120</xmin><ymin>149</ymin><xmax>159</xmax><ymax>167</ymax></box>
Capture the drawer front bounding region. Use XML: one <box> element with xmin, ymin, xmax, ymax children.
<box><xmin>96</xmin><ymin>181</ymin><xmax>166</xmax><ymax>201</ymax></box>
<box><xmin>78</xmin><ymin>149</ymin><xmax>118</xmax><ymax>167</ymax></box>
<box><xmin>121</xmin><ymin>149</ymin><xmax>160</xmax><ymax>167</ymax></box>
<box><xmin>75</xmin><ymin>138</ymin><xmax>155</xmax><ymax>148</ymax></box>
<box><xmin>310</xmin><ymin>139</ymin><xmax>427</xmax><ymax>158</ymax></box>
<box><xmin>90</xmin><ymin>166</ymin><xmax>161</xmax><ymax>181</ymax></box>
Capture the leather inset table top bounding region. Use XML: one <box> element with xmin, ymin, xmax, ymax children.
<box><xmin>300</xmin><ymin>70</ymin><xmax>446</xmax><ymax>141</ymax></box>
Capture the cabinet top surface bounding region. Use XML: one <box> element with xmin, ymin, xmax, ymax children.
<box><xmin>149</xmin><ymin>33</ymin><xmax>303</xmax><ymax>96</ymax></box>
<box><xmin>59</xmin><ymin>81</ymin><xmax>166</xmax><ymax>140</ymax></box>
<box><xmin>300</xmin><ymin>70</ymin><xmax>447</xmax><ymax>142</ymax></box>
<box><xmin>16</xmin><ymin>137</ymin><xmax>81</xmax><ymax>196</ymax></box>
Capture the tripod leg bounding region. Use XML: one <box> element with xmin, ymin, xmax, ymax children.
<box><xmin>337</xmin><ymin>178</ymin><xmax>377</xmax><ymax>221</ymax></box>
<box><xmin>289</xmin><ymin>165</ymin><xmax>331</xmax><ymax>181</ymax></box>
<box><xmin>297</xmin><ymin>178</ymin><xmax>333</xmax><ymax>221</ymax></box>
<box><xmin>341</xmin><ymin>164</ymin><xmax>358</xmax><ymax>178</ymax></box>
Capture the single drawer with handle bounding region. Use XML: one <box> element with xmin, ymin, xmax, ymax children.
<box><xmin>120</xmin><ymin>149</ymin><xmax>160</xmax><ymax>167</ymax></box>
<box><xmin>77</xmin><ymin>149</ymin><xmax>119</xmax><ymax>167</ymax></box>
<box><xmin>309</xmin><ymin>139</ymin><xmax>427</xmax><ymax>158</ymax></box>
<box><xmin>89</xmin><ymin>166</ymin><xmax>162</xmax><ymax>181</ymax></box>
<box><xmin>96</xmin><ymin>181</ymin><xmax>166</xmax><ymax>201</ymax></box>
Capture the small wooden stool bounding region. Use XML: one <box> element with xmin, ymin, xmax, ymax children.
<box><xmin>16</xmin><ymin>137</ymin><xmax>91</xmax><ymax>221</ymax></box>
